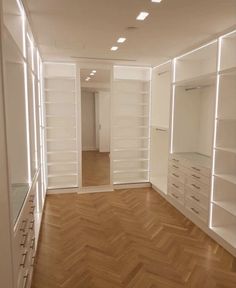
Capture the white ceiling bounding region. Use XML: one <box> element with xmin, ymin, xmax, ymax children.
<box><xmin>23</xmin><ymin>0</ymin><xmax>236</xmax><ymax>66</ymax></box>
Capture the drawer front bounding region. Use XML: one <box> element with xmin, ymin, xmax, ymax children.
<box><xmin>187</xmin><ymin>171</ymin><xmax>210</xmax><ymax>185</ymax></box>
<box><xmin>188</xmin><ymin>164</ymin><xmax>211</xmax><ymax>178</ymax></box>
<box><xmin>185</xmin><ymin>198</ymin><xmax>208</xmax><ymax>223</ymax></box>
<box><xmin>185</xmin><ymin>187</ymin><xmax>209</xmax><ymax>210</ymax></box>
<box><xmin>169</xmin><ymin>167</ymin><xmax>186</xmax><ymax>184</ymax></box>
<box><xmin>168</xmin><ymin>186</ymin><xmax>184</xmax><ymax>205</ymax></box>
<box><xmin>168</xmin><ymin>176</ymin><xmax>184</xmax><ymax>193</ymax></box>
<box><xmin>186</xmin><ymin>178</ymin><xmax>210</xmax><ymax>197</ymax></box>
<box><xmin>169</xmin><ymin>154</ymin><xmax>184</xmax><ymax>166</ymax></box>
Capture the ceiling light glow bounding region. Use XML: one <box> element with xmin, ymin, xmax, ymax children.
<box><xmin>92</xmin><ymin>70</ymin><xmax>97</xmax><ymax>73</ymax></box>
<box><xmin>117</xmin><ymin>37</ymin><xmax>126</xmax><ymax>43</ymax></box>
<box><xmin>111</xmin><ymin>46</ymin><xmax>118</xmax><ymax>51</ymax></box>
<box><xmin>90</xmin><ymin>72</ymin><xmax>94</xmax><ymax>76</ymax></box>
<box><xmin>151</xmin><ymin>0</ymin><xmax>162</xmax><ymax>3</ymax></box>
<box><xmin>136</xmin><ymin>12</ymin><xmax>149</xmax><ymax>21</ymax></box>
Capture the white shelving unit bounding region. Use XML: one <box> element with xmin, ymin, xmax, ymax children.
<box><xmin>112</xmin><ymin>66</ymin><xmax>151</xmax><ymax>185</ymax></box>
<box><xmin>211</xmin><ymin>30</ymin><xmax>236</xmax><ymax>251</ymax></box>
<box><xmin>43</xmin><ymin>63</ymin><xmax>79</xmax><ymax>189</ymax></box>
<box><xmin>168</xmin><ymin>42</ymin><xmax>217</xmax><ymax>229</ymax></box>
<box><xmin>150</xmin><ymin>62</ymin><xmax>172</xmax><ymax>194</ymax></box>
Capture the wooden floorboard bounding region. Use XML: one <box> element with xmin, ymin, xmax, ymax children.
<box><xmin>31</xmin><ymin>188</ymin><xmax>236</xmax><ymax>288</ymax></box>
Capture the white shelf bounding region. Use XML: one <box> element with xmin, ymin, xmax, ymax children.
<box><xmin>113</xmin><ymin>136</ymin><xmax>149</xmax><ymax>140</ymax></box>
<box><xmin>47</xmin><ymin>161</ymin><xmax>77</xmax><ymax>166</ymax></box>
<box><xmin>113</xmin><ymin>158</ymin><xmax>148</xmax><ymax>162</ymax></box>
<box><xmin>173</xmin><ymin>72</ymin><xmax>216</xmax><ymax>88</ymax></box>
<box><xmin>213</xmin><ymin>201</ymin><xmax>236</xmax><ymax>217</ymax></box>
<box><xmin>113</xmin><ymin>169</ymin><xmax>149</xmax><ymax>174</ymax></box>
<box><xmin>150</xmin><ymin>176</ymin><xmax>168</xmax><ymax>195</ymax></box>
<box><xmin>48</xmin><ymin>173</ymin><xmax>77</xmax><ymax>178</ymax></box>
<box><xmin>113</xmin><ymin>148</ymin><xmax>148</xmax><ymax>152</ymax></box>
<box><xmin>113</xmin><ymin>179</ymin><xmax>149</xmax><ymax>185</ymax></box>
<box><xmin>44</xmin><ymin>76</ymin><xmax>75</xmax><ymax>80</ymax></box>
<box><xmin>44</xmin><ymin>89</ymin><xmax>75</xmax><ymax>93</ymax></box>
<box><xmin>215</xmin><ymin>147</ymin><xmax>236</xmax><ymax>154</ymax></box>
<box><xmin>47</xmin><ymin>150</ymin><xmax>77</xmax><ymax>154</ymax></box>
<box><xmin>214</xmin><ymin>174</ymin><xmax>236</xmax><ymax>185</ymax></box>
<box><xmin>212</xmin><ymin>226</ymin><xmax>236</xmax><ymax>249</ymax></box>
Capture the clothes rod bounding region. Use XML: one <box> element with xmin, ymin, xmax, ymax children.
<box><xmin>185</xmin><ymin>84</ymin><xmax>212</xmax><ymax>91</ymax></box>
<box><xmin>158</xmin><ymin>71</ymin><xmax>169</xmax><ymax>76</ymax></box>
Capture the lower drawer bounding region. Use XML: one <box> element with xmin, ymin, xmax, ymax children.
<box><xmin>168</xmin><ymin>186</ymin><xmax>184</xmax><ymax>205</ymax></box>
<box><xmin>186</xmin><ymin>178</ymin><xmax>210</xmax><ymax>197</ymax></box>
<box><xmin>185</xmin><ymin>198</ymin><xmax>208</xmax><ymax>223</ymax></box>
<box><xmin>185</xmin><ymin>187</ymin><xmax>209</xmax><ymax>210</ymax></box>
<box><xmin>168</xmin><ymin>176</ymin><xmax>184</xmax><ymax>193</ymax></box>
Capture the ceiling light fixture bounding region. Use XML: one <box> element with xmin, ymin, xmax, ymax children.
<box><xmin>85</xmin><ymin>77</ymin><xmax>91</xmax><ymax>81</ymax></box>
<box><xmin>92</xmin><ymin>70</ymin><xmax>97</xmax><ymax>73</ymax></box>
<box><xmin>111</xmin><ymin>46</ymin><xmax>118</xmax><ymax>51</ymax></box>
<box><xmin>151</xmin><ymin>0</ymin><xmax>162</xmax><ymax>3</ymax></box>
<box><xmin>117</xmin><ymin>37</ymin><xmax>126</xmax><ymax>43</ymax></box>
<box><xmin>136</xmin><ymin>12</ymin><xmax>149</xmax><ymax>21</ymax></box>
<box><xmin>90</xmin><ymin>72</ymin><xmax>94</xmax><ymax>76</ymax></box>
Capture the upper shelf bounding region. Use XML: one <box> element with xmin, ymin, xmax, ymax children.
<box><xmin>175</xmin><ymin>41</ymin><xmax>218</xmax><ymax>83</ymax></box>
<box><xmin>173</xmin><ymin>72</ymin><xmax>216</xmax><ymax>88</ymax></box>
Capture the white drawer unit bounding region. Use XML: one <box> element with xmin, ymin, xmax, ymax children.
<box><xmin>168</xmin><ymin>152</ymin><xmax>211</xmax><ymax>223</ymax></box>
<box><xmin>168</xmin><ymin>185</ymin><xmax>184</xmax><ymax>205</ymax></box>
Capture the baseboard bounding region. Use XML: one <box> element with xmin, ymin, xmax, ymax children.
<box><xmin>47</xmin><ymin>188</ymin><xmax>79</xmax><ymax>195</ymax></box>
<box><xmin>78</xmin><ymin>185</ymin><xmax>114</xmax><ymax>194</ymax></box>
<box><xmin>114</xmin><ymin>182</ymin><xmax>151</xmax><ymax>190</ymax></box>
<box><xmin>82</xmin><ymin>147</ymin><xmax>97</xmax><ymax>151</ymax></box>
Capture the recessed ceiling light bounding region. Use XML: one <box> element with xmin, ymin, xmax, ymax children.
<box><xmin>111</xmin><ymin>46</ymin><xmax>118</xmax><ymax>51</ymax></box>
<box><xmin>117</xmin><ymin>37</ymin><xmax>126</xmax><ymax>43</ymax></box>
<box><xmin>136</xmin><ymin>12</ymin><xmax>149</xmax><ymax>21</ymax></box>
<box><xmin>85</xmin><ymin>77</ymin><xmax>91</xmax><ymax>81</ymax></box>
<box><xmin>92</xmin><ymin>70</ymin><xmax>97</xmax><ymax>73</ymax></box>
<box><xmin>151</xmin><ymin>0</ymin><xmax>162</xmax><ymax>3</ymax></box>
<box><xmin>90</xmin><ymin>72</ymin><xmax>94</xmax><ymax>76</ymax></box>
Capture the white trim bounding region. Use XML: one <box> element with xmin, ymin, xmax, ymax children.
<box><xmin>153</xmin><ymin>60</ymin><xmax>172</xmax><ymax>70</ymax></box>
<box><xmin>114</xmin><ymin>182</ymin><xmax>151</xmax><ymax>190</ymax></box>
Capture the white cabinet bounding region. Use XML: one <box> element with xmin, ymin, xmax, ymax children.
<box><xmin>112</xmin><ymin>66</ymin><xmax>151</xmax><ymax>185</ymax></box>
<box><xmin>168</xmin><ymin>153</ymin><xmax>211</xmax><ymax>223</ymax></box>
<box><xmin>0</xmin><ymin>0</ymin><xmax>46</xmax><ymax>287</ymax></box>
<box><xmin>150</xmin><ymin>62</ymin><xmax>172</xmax><ymax>194</ymax></box>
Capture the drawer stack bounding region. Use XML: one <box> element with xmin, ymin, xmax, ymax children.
<box><xmin>168</xmin><ymin>153</ymin><xmax>211</xmax><ymax>223</ymax></box>
<box><xmin>13</xmin><ymin>188</ymin><xmax>37</xmax><ymax>288</ymax></box>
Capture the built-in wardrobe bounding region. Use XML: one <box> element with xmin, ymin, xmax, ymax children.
<box><xmin>0</xmin><ymin>0</ymin><xmax>46</xmax><ymax>287</ymax></box>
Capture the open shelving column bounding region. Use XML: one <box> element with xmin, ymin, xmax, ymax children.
<box><xmin>43</xmin><ymin>63</ymin><xmax>79</xmax><ymax>189</ymax></box>
<box><xmin>150</xmin><ymin>62</ymin><xmax>172</xmax><ymax>194</ymax></box>
<box><xmin>112</xmin><ymin>66</ymin><xmax>151</xmax><ymax>185</ymax></box>
<box><xmin>211</xmin><ymin>30</ymin><xmax>236</xmax><ymax>252</ymax></box>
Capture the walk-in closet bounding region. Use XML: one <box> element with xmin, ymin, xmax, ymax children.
<box><xmin>0</xmin><ymin>0</ymin><xmax>236</xmax><ymax>287</ymax></box>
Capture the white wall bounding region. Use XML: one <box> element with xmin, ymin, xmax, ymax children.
<box><xmin>81</xmin><ymin>90</ymin><xmax>96</xmax><ymax>151</ymax></box>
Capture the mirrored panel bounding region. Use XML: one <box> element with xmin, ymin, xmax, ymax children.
<box><xmin>81</xmin><ymin>68</ymin><xmax>111</xmax><ymax>186</ymax></box>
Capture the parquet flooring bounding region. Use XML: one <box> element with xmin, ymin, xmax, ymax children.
<box><xmin>31</xmin><ymin>188</ymin><xmax>236</xmax><ymax>288</ymax></box>
<box><xmin>82</xmin><ymin>151</ymin><xmax>110</xmax><ymax>186</ymax></box>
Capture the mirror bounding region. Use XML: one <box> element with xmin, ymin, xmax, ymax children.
<box><xmin>80</xmin><ymin>68</ymin><xmax>111</xmax><ymax>187</ymax></box>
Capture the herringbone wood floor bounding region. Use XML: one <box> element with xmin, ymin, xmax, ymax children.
<box><xmin>31</xmin><ymin>188</ymin><xmax>236</xmax><ymax>288</ymax></box>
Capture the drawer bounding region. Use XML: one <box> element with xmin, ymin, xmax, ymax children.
<box><xmin>17</xmin><ymin>268</ymin><xmax>30</xmax><ymax>288</ymax></box>
<box><xmin>185</xmin><ymin>198</ymin><xmax>208</xmax><ymax>223</ymax></box>
<box><xmin>169</xmin><ymin>154</ymin><xmax>184</xmax><ymax>166</ymax></box>
<box><xmin>186</xmin><ymin>178</ymin><xmax>210</xmax><ymax>197</ymax></box>
<box><xmin>188</xmin><ymin>164</ymin><xmax>211</xmax><ymax>178</ymax></box>
<box><xmin>169</xmin><ymin>166</ymin><xmax>186</xmax><ymax>184</ymax></box>
<box><xmin>187</xmin><ymin>170</ymin><xmax>211</xmax><ymax>185</ymax></box>
<box><xmin>185</xmin><ymin>187</ymin><xmax>209</xmax><ymax>210</ymax></box>
<box><xmin>168</xmin><ymin>186</ymin><xmax>184</xmax><ymax>205</ymax></box>
<box><xmin>168</xmin><ymin>176</ymin><xmax>184</xmax><ymax>193</ymax></box>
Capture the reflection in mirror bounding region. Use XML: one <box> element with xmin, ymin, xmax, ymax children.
<box><xmin>81</xmin><ymin>68</ymin><xmax>111</xmax><ymax>187</ymax></box>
